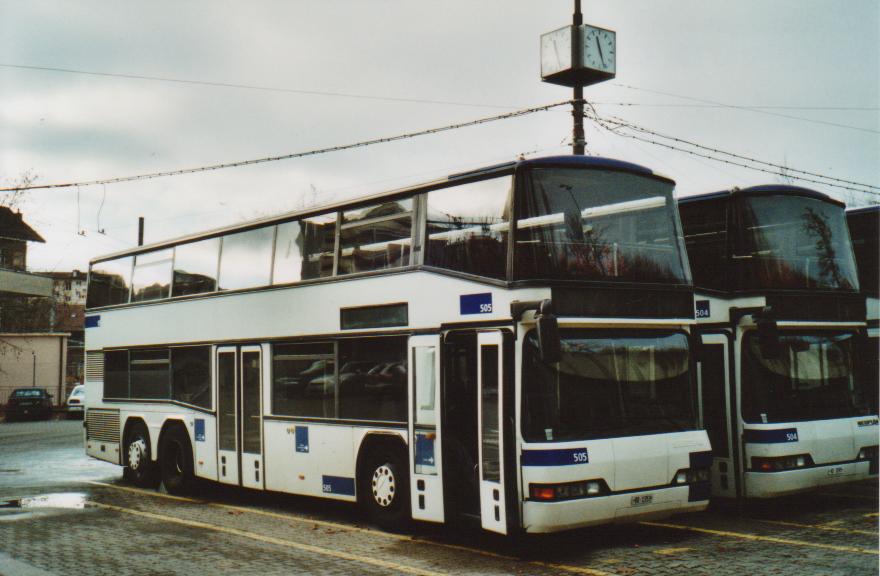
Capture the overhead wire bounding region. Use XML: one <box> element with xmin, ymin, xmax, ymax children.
<box><xmin>0</xmin><ymin>62</ymin><xmax>515</xmax><ymax>110</ymax></box>
<box><xmin>0</xmin><ymin>100</ymin><xmax>573</xmax><ymax>192</ymax></box>
<box><xmin>596</xmin><ymin>113</ymin><xmax>880</xmax><ymax>192</ymax></box>
<box><xmin>584</xmin><ymin>108</ymin><xmax>880</xmax><ymax>198</ymax></box>
<box><xmin>611</xmin><ymin>83</ymin><xmax>880</xmax><ymax>135</ymax></box>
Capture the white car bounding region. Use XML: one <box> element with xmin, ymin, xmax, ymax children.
<box><xmin>66</xmin><ymin>384</ymin><xmax>85</xmax><ymax>418</ymax></box>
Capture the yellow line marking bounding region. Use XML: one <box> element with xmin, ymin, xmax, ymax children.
<box><xmin>89</xmin><ymin>501</ymin><xmax>444</xmax><ymax>576</ymax></box>
<box><xmin>756</xmin><ymin>519</ymin><xmax>877</xmax><ymax>537</ymax></box>
<box><xmin>653</xmin><ymin>547</ymin><xmax>693</xmax><ymax>556</ymax></box>
<box><xmin>86</xmin><ymin>481</ymin><xmax>617</xmax><ymax>576</ymax></box>
<box><xmin>865</xmin><ymin>513</ymin><xmax>879</xmax><ymax>518</ymax></box>
<box><xmin>640</xmin><ymin>521</ymin><xmax>878</xmax><ymax>555</ymax></box>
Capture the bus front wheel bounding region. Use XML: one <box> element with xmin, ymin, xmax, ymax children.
<box><xmin>159</xmin><ymin>425</ymin><xmax>195</xmax><ymax>495</ymax></box>
<box><xmin>123</xmin><ymin>421</ymin><xmax>159</xmax><ymax>488</ymax></box>
<box><xmin>358</xmin><ymin>446</ymin><xmax>410</xmax><ymax>530</ymax></box>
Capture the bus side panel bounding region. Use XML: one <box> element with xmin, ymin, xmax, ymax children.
<box><xmin>264</xmin><ymin>421</ymin><xmax>357</xmax><ymax>501</ymax></box>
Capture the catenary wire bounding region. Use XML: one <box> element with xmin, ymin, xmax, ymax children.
<box><xmin>593</xmin><ymin>113</ymin><xmax>880</xmax><ymax>192</ymax></box>
<box><xmin>0</xmin><ymin>100</ymin><xmax>573</xmax><ymax>192</ymax></box>
<box><xmin>585</xmin><ymin>111</ymin><xmax>880</xmax><ymax>198</ymax></box>
<box><xmin>611</xmin><ymin>83</ymin><xmax>880</xmax><ymax>135</ymax></box>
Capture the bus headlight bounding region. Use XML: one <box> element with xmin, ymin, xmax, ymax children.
<box><xmin>750</xmin><ymin>454</ymin><xmax>813</xmax><ymax>472</ymax></box>
<box><xmin>529</xmin><ymin>479</ymin><xmax>609</xmax><ymax>501</ymax></box>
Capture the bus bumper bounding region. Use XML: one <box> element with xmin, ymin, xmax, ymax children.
<box><xmin>744</xmin><ymin>460</ymin><xmax>874</xmax><ymax>498</ymax></box>
<box><xmin>521</xmin><ymin>484</ymin><xmax>707</xmax><ymax>534</ymax></box>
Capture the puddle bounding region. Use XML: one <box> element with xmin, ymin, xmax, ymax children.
<box><xmin>0</xmin><ymin>493</ymin><xmax>86</xmax><ymax>510</ymax></box>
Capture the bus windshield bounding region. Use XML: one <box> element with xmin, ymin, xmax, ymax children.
<box><xmin>741</xmin><ymin>331</ymin><xmax>869</xmax><ymax>423</ymax></box>
<box><xmin>515</xmin><ymin>168</ymin><xmax>690</xmax><ymax>284</ymax></box>
<box><xmin>522</xmin><ymin>330</ymin><xmax>695</xmax><ymax>442</ymax></box>
<box><xmin>735</xmin><ymin>195</ymin><xmax>859</xmax><ymax>291</ymax></box>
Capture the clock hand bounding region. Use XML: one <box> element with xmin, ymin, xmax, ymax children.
<box><xmin>596</xmin><ymin>36</ymin><xmax>605</xmax><ymax>67</ymax></box>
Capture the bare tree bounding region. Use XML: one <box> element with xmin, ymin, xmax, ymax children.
<box><xmin>0</xmin><ymin>170</ymin><xmax>38</xmax><ymax>210</ymax></box>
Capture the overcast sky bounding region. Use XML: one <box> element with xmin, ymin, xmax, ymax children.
<box><xmin>1</xmin><ymin>0</ymin><xmax>878</xmax><ymax>272</ymax></box>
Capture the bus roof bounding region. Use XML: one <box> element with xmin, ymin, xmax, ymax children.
<box><xmin>678</xmin><ymin>184</ymin><xmax>844</xmax><ymax>208</ymax></box>
<box><xmin>90</xmin><ymin>154</ymin><xmax>671</xmax><ymax>264</ymax></box>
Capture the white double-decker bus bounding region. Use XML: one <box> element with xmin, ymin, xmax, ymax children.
<box><xmin>679</xmin><ymin>185</ymin><xmax>879</xmax><ymax>500</ymax></box>
<box><xmin>84</xmin><ymin>155</ymin><xmax>711</xmax><ymax>535</ymax></box>
<box><xmin>847</xmin><ymin>205</ymin><xmax>879</xmax><ymax>415</ymax></box>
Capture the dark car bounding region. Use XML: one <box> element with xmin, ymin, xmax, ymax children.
<box><xmin>6</xmin><ymin>388</ymin><xmax>54</xmax><ymax>421</ymax></box>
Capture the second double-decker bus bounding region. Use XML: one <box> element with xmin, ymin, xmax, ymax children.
<box><xmin>847</xmin><ymin>205</ymin><xmax>879</xmax><ymax>414</ymax></box>
<box><xmin>679</xmin><ymin>185</ymin><xmax>879</xmax><ymax>500</ymax></box>
<box><xmin>83</xmin><ymin>155</ymin><xmax>711</xmax><ymax>535</ymax></box>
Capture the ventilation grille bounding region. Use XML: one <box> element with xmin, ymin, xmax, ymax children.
<box><xmin>85</xmin><ymin>352</ymin><xmax>104</xmax><ymax>382</ymax></box>
<box><xmin>86</xmin><ymin>409</ymin><xmax>120</xmax><ymax>443</ymax></box>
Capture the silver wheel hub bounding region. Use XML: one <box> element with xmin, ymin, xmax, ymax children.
<box><xmin>129</xmin><ymin>438</ymin><xmax>147</xmax><ymax>470</ymax></box>
<box><xmin>371</xmin><ymin>464</ymin><xmax>396</xmax><ymax>507</ymax></box>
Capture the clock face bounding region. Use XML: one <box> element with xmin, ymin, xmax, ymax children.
<box><xmin>541</xmin><ymin>26</ymin><xmax>573</xmax><ymax>78</ymax></box>
<box><xmin>582</xmin><ymin>26</ymin><xmax>615</xmax><ymax>74</ymax></box>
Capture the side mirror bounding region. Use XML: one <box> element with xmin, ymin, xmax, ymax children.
<box><xmin>536</xmin><ymin>299</ymin><xmax>561</xmax><ymax>364</ymax></box>
<box><xmin>757</xmin><ymin>316</ymin><xmax>780</xmax><ymax>359</ymax></box>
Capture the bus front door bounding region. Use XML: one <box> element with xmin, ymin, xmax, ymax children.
<box><xmin>477</xmin><ymin>331</ymin><xmax>507</xmax><ymax>534</ymax></box>
<box><xmin>216</xmin><ymin>345</ymin><xmax>265</xmax><ymax>490</ymax></box>
<box><xmin>698</xmin><ymin>333</ymin><xmax>737</xmax><ymax>498</ymax></box>
<box><xmin>408</xmin><ymin>335</ymin><xmax>444</xmax><ymax>523</ymax></box>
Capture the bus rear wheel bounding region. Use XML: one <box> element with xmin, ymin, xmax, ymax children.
<box><xmin>358</xmin><ymin>446</ymin><xmax>410</xmax><ymax>530</ymax></box>
<box><xmin>123</xmin><ymin>421</ymin><xmax>159</xmax><ymax>488</ymax></box>
<box><xmin>160</xmin><ymin>425</ymin><xmax>195</xmax><ymax>495</ymax></box>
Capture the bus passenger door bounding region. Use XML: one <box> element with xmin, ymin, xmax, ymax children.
<box><xmin>216</xmin><ymin>345</ymin><xmax>265</xmax><ymax>489</ymax></box>
<box><xmin>697</xmin><ymin>334</ymin><xmax>736</xmax><ymax>498</ymax></box>
<box><xmin>239</xmin><ymin>345</ymin><xmax>264</xmax><ymax>490</ymax></box>
<box><xmin>477</xmin><ymin>331</ymin><xmax>507</xmax><ymax>534</ymax></box>
<box><xmin>408</xmin><ymin>335</ymin><xmax>444</xmax><ymax>523</ymax></box>
<box><xmin>216</xmin><ymin>346</ymin><xmax>239</xmax><ymax>486</ymax></box>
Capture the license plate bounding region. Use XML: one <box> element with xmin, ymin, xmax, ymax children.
<box><xmin>630</xmin><ymin>494</ymin><xmax>653</xmax><ymax>507</ymax></box>
<box><xmin>827</xmin><ymin>466</ymin><xmax>845</xmax><ymax>477</ymax></box>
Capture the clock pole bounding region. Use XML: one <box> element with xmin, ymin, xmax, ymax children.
<box><xmin>572</xmin><ymin>0</ymin><xmax>586</xmax><ymax>155</ymax></box>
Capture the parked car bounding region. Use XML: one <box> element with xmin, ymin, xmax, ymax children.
<box><xmin>6</xmin><ymin>388</ymin><xmax>54</xmax><ymax>421</ymax></box>
<box><xmin>66</xmin><ymin>384</ymin><xmax>85</xmax><ymax>418</ymax></box>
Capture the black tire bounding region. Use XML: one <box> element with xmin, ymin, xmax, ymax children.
<box><xmin>123</xmin><ymin>420</ymin><xmax>159</xmax><ymax>488</ymax></box>
<box><xmin>159</xmin><ymin>425</ymin><xmax>195</xmax><ymax>495</ymax></box>
<box><xmin>357</xmin><ymin>445</ymin><xmax>411</xmax><ymax>530</ymax></box>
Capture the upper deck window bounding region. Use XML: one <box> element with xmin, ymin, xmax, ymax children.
<box><xmin>338</xmin><ymin>199</ymin><xmax>412</xmax><ymax>275</ymax></box>
<box><xmin>272</xmin><ymin>221</ymin><xmax>304</xmax><ymax>284</ymax></box>
<box><xmin>679</xmin><ymin>197</ymin><xmax>728</xmax><ymax>290</ymax></box>
<box><xmin>218</xmin><ymin>227</ymin><xmax>274</xmax><ymax>291</ymax></box>
<box><xmin>515</xmin><ymin>168</ymin><xmax>689</xmax><ymax>284</ymax></box>
<box><xmin>425</xmin><ymin>177</ymin><xmax>511</xmax><ymax>280</ymax></box>
<box><xmin>173</xmin><ymin>237</ymin><xmax>219</xmax><ymax>296</ymax></box>
<box><xmin>301</xmin><ymin>213</ymin><xmax>337</xmax><ymax>280</ymax></box>
<box><xmin>735</xmin><ymin>196</ymin><xmax>858</xmax><ymax>291</ymax></box>
<box><xmin>87</xmin><ymin>257</ymin><xmax>133</xmax><ymax>308</ymax></box>
<box><xmin>131</xmin><ymin>249</ymin><xmax>173</xmax><ymax>302</ymax></box>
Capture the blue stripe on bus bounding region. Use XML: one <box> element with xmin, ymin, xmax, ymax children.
<box><xmin>85</xmin><ymin>315</ymin><xmax>100</xmax><ymax>328</ymax></box>
<box><xmin>521</xmin><ymin>448</ymin><xmax>588</xmax><ymax>466</ymax></box>
<box><xmin>322</xmin><ymin>475</ymin><xmax>355</xmax><ymax>496</ymax></box>
<box><xmin>743</xmin><ymin>428</ymin><xmax>799</xmax><ymax>444</ymax></box>
<box><xmin>689</xmin><ymin>450</ymin><xmax>713</xmax><ymax>469</ymax></box>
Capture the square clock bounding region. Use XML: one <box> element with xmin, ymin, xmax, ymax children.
<box><xmin>541</xmin><ymin>24</ymin><xmax>616</xmax><ymax>88</ymax></box>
